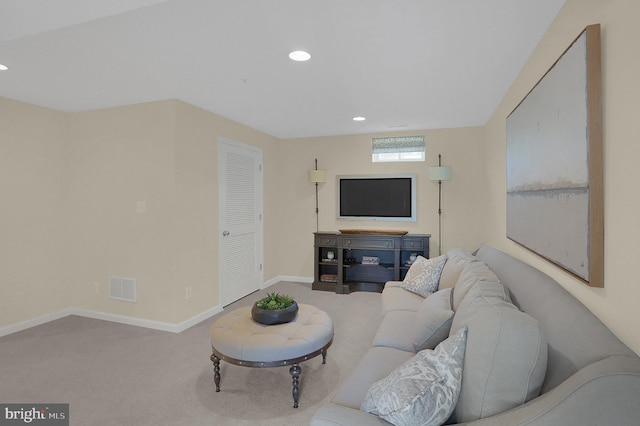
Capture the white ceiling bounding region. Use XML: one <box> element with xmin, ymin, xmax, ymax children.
<box><xmin>0</xmin><ymin>0</ymin><xmax>565</xmax><ymax>139</ymax></box>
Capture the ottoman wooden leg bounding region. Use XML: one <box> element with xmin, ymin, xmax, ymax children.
<box><xmin>211</xmin><ymin>353</ymin><xmax>221</xmax><ymax>392</ymax></box>
<box><xmin>290</xmin><ymin>363</ymin><xmax>301</xmax><ymax>408</ymax></box>
<box><xmin>321</xmin><ymin>348</ymin><xmax>327</xmax><ymax>364</ymax></box>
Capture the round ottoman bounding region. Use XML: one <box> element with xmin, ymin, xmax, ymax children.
<box><xmin>210</xmin><ymin>303</ymin><xmax>334</xmax><ymax>408</ymax></box>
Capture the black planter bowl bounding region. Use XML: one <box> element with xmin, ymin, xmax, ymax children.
<box><xmin>251</xmin><ymin>301</ymin><xmax>299</xmax><ymax>325</ymax></box>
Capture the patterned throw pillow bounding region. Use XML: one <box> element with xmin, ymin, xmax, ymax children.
<box><xmin>401</xmin><ymin>255</ymin><xmax>447</xmax><ymax>297</ymax></box>
<box><xmin>361</xmin><ymin>327</ymin><xmax>468</xmax><ymax>426</ymax></box>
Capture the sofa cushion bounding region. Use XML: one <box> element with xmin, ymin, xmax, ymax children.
<box><xmin>450</xmin><ymin>281</ymin><xmax>547</xmax><ymax>423</ymax></box>
<box><xmin>412</xmin><ymin>288</ymin><xmax>454</xmax><ymax>351</ymax></box>
<box><xmin>373</xmin><ymin>310</ymin><xmax>416</xmax><ymax>352</ymax></box>
<box><xmin>382</xmin><ymin>283</ymin><xmax>425</xmax><ymax>314</ymax></box>
<box><xmin>451</xmin><ymin>261</ymin><xmax>501</xmax><ymax>311</ymax></box>
<box><xmin>438</xmin><ymin>249</ymin><xmax>477</xmax><ymax>290</ymax></box>
<box><xmin>332</xmin><ymin>346</ymin><xmax>415</xmax><ymax>410</ymax></box>
<box><xmin>361</xmin><ymin>327</ymin><xmax>467</xmax><ymax>426</ymax></box>
<box><xmin>450</xmin><ymin>280</ymin><xmax>511</xmax><ymax>332</ymax></box>
<box><xmin>401</xmin><ymin>254</ymin><xmax>447</xmax><ymax>297</ymax></box>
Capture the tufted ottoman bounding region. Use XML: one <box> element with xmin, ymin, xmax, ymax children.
<box><xmin>210</xmin><ymin>303</ymin><xmax>334</xmax><ymax>408</ymax></box>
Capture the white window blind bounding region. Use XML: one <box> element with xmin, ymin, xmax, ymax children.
<box><xmin>372</xmin><ymin>136</ymin><xmax>425</xmax><ymax>162</ymax></box>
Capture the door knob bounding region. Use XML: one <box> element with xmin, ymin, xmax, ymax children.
<box><xmin>223</xmin><ymin>231</ymin><xmax>230</xmax><ymax>236</ymax></box>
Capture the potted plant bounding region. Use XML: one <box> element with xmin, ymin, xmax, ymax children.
<box><xmin>251</xmin><ymin>292</ymin><xmax>299</xmax><ymax>325</ymax></box>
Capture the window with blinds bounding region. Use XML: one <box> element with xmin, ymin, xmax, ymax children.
<box><xmin>371</xmin><ymin>136</ymin><xmax>425</xmax><ymax>162</ymax></box>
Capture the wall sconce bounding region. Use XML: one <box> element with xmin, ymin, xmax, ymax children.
<box><xmin>308</xmin><ymin>159</ymin><xmax>327</xmax><ymax>232</ymax></box>
<box><xmin>428</xmin><ymin>154</ymin><xmax>453</xmax><ymax>256</ymax></box>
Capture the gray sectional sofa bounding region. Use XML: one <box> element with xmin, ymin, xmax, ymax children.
<box><xmin>311</xmin><ymin>245</ymin><xmax>640</xmax><ymax>425</ymax></box>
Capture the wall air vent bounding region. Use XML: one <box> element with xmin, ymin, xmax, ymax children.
<box><xmin>109</xmin><ymin>276</ymin><xmax>137</xmax><ymax>302</ymax></box>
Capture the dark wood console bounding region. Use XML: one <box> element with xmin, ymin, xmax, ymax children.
<box><xmin>313</xmin><ymin>232</ymin><xmax>430</xmax><ymax>293</ymax></box>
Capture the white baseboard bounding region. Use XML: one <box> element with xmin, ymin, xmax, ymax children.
<box><xmin>0</xmin><ymin>275</ymin><xmax>313</xmax><ymax>337</ymax></box>
<box><xmin>0</xmin><ymin>304</ymin><xmax>224</xmax><ymax>338</ymax></box>
<box><xmin>0</xmin><ymin>309</ymin><xmax>74</xmax><ymax>338</ymax></box>
<box><xmin>68</xmin><ymin>305</ymin><xmax>224</xmax><ymax>333</ymax></box>
<box><xmin>0</xmin><ymin>276</ymin><xmax>314</xmax><ymax>338</ymax></box>
<box><xmin>263</xmin><ymin>275</ymin><xmax>313</xmax><ymax>289</ymax></box>
<box><xmin>172</xmin><ymin>304</ymin><xmax>224</xmax><ymax>332</ymax></box>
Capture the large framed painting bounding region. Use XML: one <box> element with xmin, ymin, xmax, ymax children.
<box><xmin>506</xmin><ymin>24</ymin><xmax>603</xmax><ymax>287</ymax></box>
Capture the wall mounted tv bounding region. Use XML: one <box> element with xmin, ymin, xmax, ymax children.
<box><xmin>338</xmin><ymin>174</ymin><xmax>417</xmax><ymax>222</ymax></box>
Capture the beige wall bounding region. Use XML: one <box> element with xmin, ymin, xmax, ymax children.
<box><xmin>483</xmin><ymin>0</ymin><xmax>640</xmax><ymax>354</ymax></box>
<box><xmin>1</xmin><ymin>98</ymin><xmax>277</xmax><ymax>329</ymax></box>
<box><xmin>66</xmin><ymin>100</ymin><xmax>277</xmax><ymax>324</ymax></box>
<box><xmin>0</xmin><ymin>97</ymin><xmax>70</xmax><ymax>326</ymax></box>
<box><xmin>276</xmin><ymin>127</ymin><xmax>488</xmax><ymax>277</ymax></box>
<box><xmin>67</xmin><ymin>100</ymin><xmax>179</xmax><ymax>321</ymax></box>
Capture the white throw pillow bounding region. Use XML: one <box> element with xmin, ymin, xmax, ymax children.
<box><xmin>361</xmin><ymin>327</ymin><xmax>468</xmax><ymax>426</ymax></box>
<box><xmin>401</xmin><ymin>255</ymin><xmax>447</xmax><ymax>297</ymax></box>
<box><xmin>412</xmin><ymin>288</ymin><xmax>454</xmax><ymax>351</ymax></box>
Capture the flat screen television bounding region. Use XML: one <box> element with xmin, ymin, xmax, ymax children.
<box><xmin>338</xmin><ymin>174</ymin><xmax>416</xmax><ymax>222</ymax></box>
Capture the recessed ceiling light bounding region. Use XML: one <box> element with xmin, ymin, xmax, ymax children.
<box><xmin>289</xmin><ymin>50</ymin><xmax>311</xmax><ymax>61</ymax></box>
<box><xmin>353</xmin><ymin>116</ymin><xmax>366</xmax><ymax>122</ymax></box>
<box><xmin>0</xmin><ymin>64</ymin><xmax>8</xmax><ymax>71</ymax></box>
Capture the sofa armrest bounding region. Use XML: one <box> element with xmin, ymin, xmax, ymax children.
<box><xmin>310</xmin><ymin>403</ymin><xmax>391</xmax><ymax>426</ymax></box>
<box><xmin>457</xmin><ymin>355</ymin><xmax>640</xmax><ymax>426</ymax></box>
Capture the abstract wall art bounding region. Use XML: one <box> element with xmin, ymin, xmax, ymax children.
<box><xmin>506</xmin><ymin>24</ymin><xmax>603</xmax><ymax>287</ymax></box>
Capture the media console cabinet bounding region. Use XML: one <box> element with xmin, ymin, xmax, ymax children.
<box><xmin>313</xmin><ymin>232</ymin><xmax>431</xmax><ymax>294</ymax></box>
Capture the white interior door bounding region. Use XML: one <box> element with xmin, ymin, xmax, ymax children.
<box><xmin>218</xmin><ymin>138</ymin><xmax>263</xmax><ymax>306</ymax></box>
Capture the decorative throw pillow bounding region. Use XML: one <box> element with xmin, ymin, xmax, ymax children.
<box><xmin>412</xmin><ymin>288</ymin><xmax>454</xmax><ymax>351</ymax></box>
<box><xmin>361</xmin><ymin>327</ymin><xmax>468</xmax><ymax>426</ymax></box>
<box><xmin>438</xmin><ymin>249</ymin><xmax>477</xmax><ymax>290</ymax></box>
<box><xmin>451</xmin><ymin>261</ymin><xmax>501</xmax><ymax>311</ymax></box>
<box><xmin>401</xmin><ymin>255</ymin><xmax>447</xmax><ymax>297</ymax></box>
<box><xmin>449</xmin><ymin>281</ymin><xmax>547</xmax><ymax>423</ymax></box>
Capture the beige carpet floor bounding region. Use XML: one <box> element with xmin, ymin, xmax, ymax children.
<box><xmin>0</xmin><ymin>281</ymin><xmax>381</xmax><ymax>425</ymax></box>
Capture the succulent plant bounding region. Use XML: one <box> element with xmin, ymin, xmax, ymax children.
<box><xmin>255</xmin><ymin>292</ymin><xmax>295</xmax><ymax>310</ymax></box>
